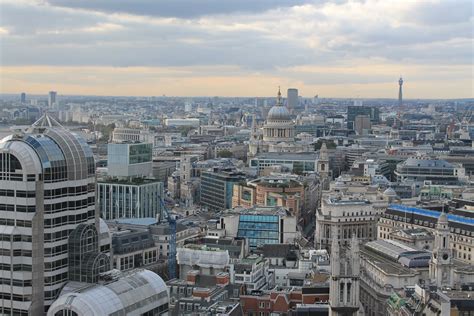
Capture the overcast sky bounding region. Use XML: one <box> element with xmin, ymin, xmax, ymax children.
<box><xmin>0</xmin><ymin>0</ymin><xmax>472</xmax><ymax>98</ymax></box>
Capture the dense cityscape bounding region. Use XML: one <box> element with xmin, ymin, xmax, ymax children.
<box><xmin>0</xmin><ymin>81</ymin><xmax>473</xmax><ymax>315</ymax></box>
<box><xmin>1</xmin><ymin>0</ymin><xmax>474</xmax><ymax>315</ymax></box>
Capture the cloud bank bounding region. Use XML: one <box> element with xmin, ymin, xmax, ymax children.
<box><xmin>0</xmin><ymin>0</ymin><xmax>472</xmax><ymax>98</ymax></box>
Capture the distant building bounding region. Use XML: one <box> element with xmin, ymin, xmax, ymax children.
<box><xmin>379</xmin><ymin>204</ymin><xmax>474</xmax><ymax>265</ymax></box>
<box><xmin>394</xmin><ymin>157</ymin><xmax>465</xmax><ymax>186</ymax></box>
<box><xmin>263</xmin><ymin>89</ymin><xmax>295</xmax><ymax>143</ymax></box>
<box><xmin>359</xmin><ymin>239</ymin><xmax>431</xmax><ymax>315</ymax></box>
<box><xmin>111</xmin><ymin>228</ymin><xmax>158</xmax><ymax>271</ymax></box>
<box><xmin>165</xmin><ymin>118</ymin><xmax>200</xmax><ymax>127</ymax></box>
<box><xmin>200</xmin><ymin>168</ymin><xmax>246</xmax><ymax>211</ymax></box>
<box><xmin>232</xmin><ymin>176</ymin><xmax>305</xmax><ymax>216</ymax></box>
<box><xmin>107</xmin><ymin>142</ymin><xmax>153</xmax><ymax>178</ymax></box>
<box><xmin>387</xmin><ymin>284</ymin><xmax>474</xmax><ymax>316</ymax></box>
<box><xmin>112</xmin><ymin>127</ymin><xmax>152</xmax><ymax>143</ymax></box>
<box><xmin>98</xmin><ymin>142</ymin><xmax>164</xmax><ymax>220</ymax></box>
<box><xmin>170</xmin><ymin>244</ymin><xmax>243</xmax><ymax>315</ymax></box>
<box><xmin>48</xmin><ymin>90</ymin><xmax>57</xmax><ymax>107</ymax></box>
<box><xmin>20</xmin><ymin>92</ymin><xmax>26</xmax><ymax>103</ymax></box>
<box><xmin>214</xmin><ymin>206</ymin><xmax>298</xmax><ymax>248</ymax></box>
<box><xmin>250</xmin><ymin>89</ymin><xmax>311</xmax><ymax>157</ymax></box>
<box><xmin>97</xmin><ymin>178</ymin><xmax>164</xmax><ymax>220</ymax></box>
<box><xmin>315</xmin><ymin>193</ymin><xmax>387</xmax><ymax>249</ymax></box>
<box><xmin>354</xmin><ymin>115</ymin><xmax>371</xmax><ymax>135</ymax></box>
<box><xmin>249</xmin><ymin>152</ymin><xmax>318</xmax><ymax>175</ymax></box>
<box><xmin>287</xmin><ymin>88</ymin><xmax>298</xmax><ymax>113</ymax></box>
<box><xmin>347</xmin><ymin>105</ymin><xmax>379</xmax><ymax>130</ymax></box>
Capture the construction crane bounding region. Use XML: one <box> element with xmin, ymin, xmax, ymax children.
<box><xmin>159</xmin><ymin>197</ymin><xmax>176</xmax><ymax>280</ymax></box>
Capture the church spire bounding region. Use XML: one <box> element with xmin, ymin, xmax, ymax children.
<box><xmin>276</xmin><ymin>86</ymin><xmax>282</xmax><ymax>106</ymax></box>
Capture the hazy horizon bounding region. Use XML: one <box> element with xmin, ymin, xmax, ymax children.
<box><xmin>1</xmin><ymin>0</ymin><xmax>473</xmax><ymax>98</ymax></box>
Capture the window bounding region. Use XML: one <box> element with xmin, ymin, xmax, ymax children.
<box><xmin>339</xmin><ymin>283</ymin><xmax>344</xmax><ymax>302</ymax></box>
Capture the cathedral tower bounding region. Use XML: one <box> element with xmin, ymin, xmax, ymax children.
<box><xmin>430</xmin><ymin>211</ymin><xmax>453</xmax><ymax>288</ymax></box>
<box><xmin>330</xmin><ymin>233</ymin><xmax>361</xmax><ymax>316</ymax></box>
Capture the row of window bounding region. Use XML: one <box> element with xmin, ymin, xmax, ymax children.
<box><xmin>0</xmin><ymin>189</ymin><xmax>35</xmax><ymax>197</ymax></box>
<box><xmin>0</xmin><ymin>293</ymin><xmax>32</xmax><ymax>302</ymax></box>
<box><xmin>45</xmin><ymin>229</ymin><xmax>72</xmax><ymax>243</ymax></box>
<box><xmin>44</xmin><ymin>258</ymin><xmax>68</xmax><ymax>271</ymax></box>
<box><xmin>44</xmin><ymin>272</ymin><xmax>68</xmax><ymax>286</ymax></box>
<box><xmin>0</xmin><ymin>264</ymin><xmax>32</xmax><ymax>271</ymax></box>
<box><xmin>0</xmin><ymin>308</ymin><xmax>28</xmax><ymax>316</ymax></box>
<box><xmin>45</xmin><ymin>185</ymin><xmax>92</xmax><ymax>198</ymax></box>
<box><xmin>0</xmin><ymin>219</ymin><xmax>32</xmax><ymax>227</ymax></box>
<box><xmin>0</xmin><ymin>278</ymin><xmax>32</xmax><ymax>287</ymax></box>
<box><xmin>44</xmin><ymin>211</ymin><xmax>94</xmax><ymax>228</ymax></box>
<box><xmin>0</xmin><ymin>204</ymin><xmax>35</xmax><ymax>212</ymax></box>
<box><xmin>0</xmin><ymin>248</ymin><xmax>32</xmax><ymax>257</ymax></box>
<box><xmin>44</xmin><ymin>198</ymin><xmax>93</xmax><ymax>213</ymax></box>
<box><xmin>0</xmin><ymin>234</ymin><xmax>32</xmax><ymax>242</ymax></box>
<box><xmin>44</xmin><ymin>244</ymin><xmax>69</xmax><ymax>257</ymax></box>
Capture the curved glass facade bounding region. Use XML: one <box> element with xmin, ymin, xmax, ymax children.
<box><xmin>23</xmin><ymin>135</ymin><xmax>67</xmax><ymax>181</ymax></box>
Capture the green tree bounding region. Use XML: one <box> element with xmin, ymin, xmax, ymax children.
<box><xmin>314</xmin><ymin>140</ymin><xmax>336</xmax><ymax>150</ymax></box>
<box><xmin>217</xmin><ymin>150</ymin><xmax>233</xmax><ymax>158</ymax></box>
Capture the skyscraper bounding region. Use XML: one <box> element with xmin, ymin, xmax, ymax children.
<box><xmin>20</xmin><ymin>92</ymin><xmax>26</xmax><ymax>104</ymax></box>
<box><xmin>398</xmin><ymin>77</ymin><xmax>403</xmax><ymax>118</ymax></box>
<box><xmin>0</xmin><ymin>114</ymin><xmax>97</xmax><ymax>314</ymax></box>
<box><xmin>287</xmin><ymin>88</ymin><xmax>298</xmax><ymax>113</ymax></box>
<box><xmin>48</xmin><ymin>91</ymin><xmax>57</xmax><ymax>107</ymax></box>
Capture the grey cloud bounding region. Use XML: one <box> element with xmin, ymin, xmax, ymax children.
<box><xmin>45</xmin><ymin>0</ymin><xmax>312</xmax><ymax>18</ymax></box>
<box><xmin>0</xmin><ymin>0</ymin><xmax>471</xmax><ymax>75</ymax></box>
<box><xmin>0</xmin><ymin>2</ymin><xmax>102</xmax><ymax>35</ymax></box>
<box><xmin>405</xmin><ymin>1</ymin><xmax>473</xmax><ymax>25</ymax></box>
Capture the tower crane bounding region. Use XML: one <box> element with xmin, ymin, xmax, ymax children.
<box><xmin>159</xmin><ymin>197</ymin><xmax>176</xmax><ymax>280</ymax></box>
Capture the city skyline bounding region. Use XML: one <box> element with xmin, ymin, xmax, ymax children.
<box><xmin>1</xmin><ymin>0</ymin><xmax>473</xmax><ymax>98</ymax></box>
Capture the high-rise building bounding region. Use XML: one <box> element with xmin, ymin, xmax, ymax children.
<box><xmin>20</xmin><ymin>92</ymin><xmax>26</xmax><ymax>104</ymax></box>
<box><xmin>287</xmin><ymin>88</ymin><xmax>298</xmax><ymax>113</ymax></box>
<box><xmin>347</xmin><ymin>106</ymin><xmax>379</xmax><ymax>130</ymax></box>
<box><xmin>200</xmin><ymin>167</ymin><xmax>246</xmax><ymax>211</ymax></box>
<box><xmin>48</xmin><ymin>91</ymin><xmax>57</xmax><ymax>107</ymax></box>
<box><xmin>97</xmin><ymin>142</ymin><xmax>163</xmax><ymax>220</ymax></box>
<box><xmin>0</xmin><ymin>114</ymin><xmax>97</xmax><ymax>314</ymax></box>
<box><xmin>97</xmin><ymin>179</ymin><xmax>164</xmax><ymax>220</ymax></box>
<box><xmin>107</xmin><ymin>142</ymin><xmax>153</xmax><ymax>178</ymax></box>
<box><xmin>398</xmin><ymin>77</ymin><xmax>403</xmax><ymax>116</ymax></box>
<box><xmin>354</xmin><ymin>115</ymin><xmax>371</xmax><ymax>135</ymax></box>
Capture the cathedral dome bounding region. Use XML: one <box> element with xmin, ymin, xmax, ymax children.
<box><xmin>267</xmin><ymin>105</ymin><xmax>291</xmax><ymax>121</ymax></box>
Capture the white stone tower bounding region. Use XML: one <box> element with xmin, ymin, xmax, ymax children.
<box><xmin>330</xmin><ymin>233</ymin><xmax>361</xmax><ymax>316</ymax></box>
<box><xmin>318</xmin><ymin>142</ymin><xmax>330</xmax><ymax>191</ymax></box>
<box><xmin>180</xmin><ymin>155</ymin><xmax>193</xmax><ymax>206</ymax></box>
<box><xmin>430</xmin><ymin>212</ymin><xmax>453</xmax><ymax>288</ymax></box>
<box><xmin>248</xmin><ymin>114</ymin><xmax>260</xmax><ymax>157</ymax></box>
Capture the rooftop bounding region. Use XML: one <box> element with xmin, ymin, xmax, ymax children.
<box><xmin>389</xmin><ymin>204</ymin><xmax>474</xmax><ymax>226</ymax></box>
<box><xmin>252</xmin><ymin>152</ymin><xmax>318</xmax><ymax>160</ymax></box>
